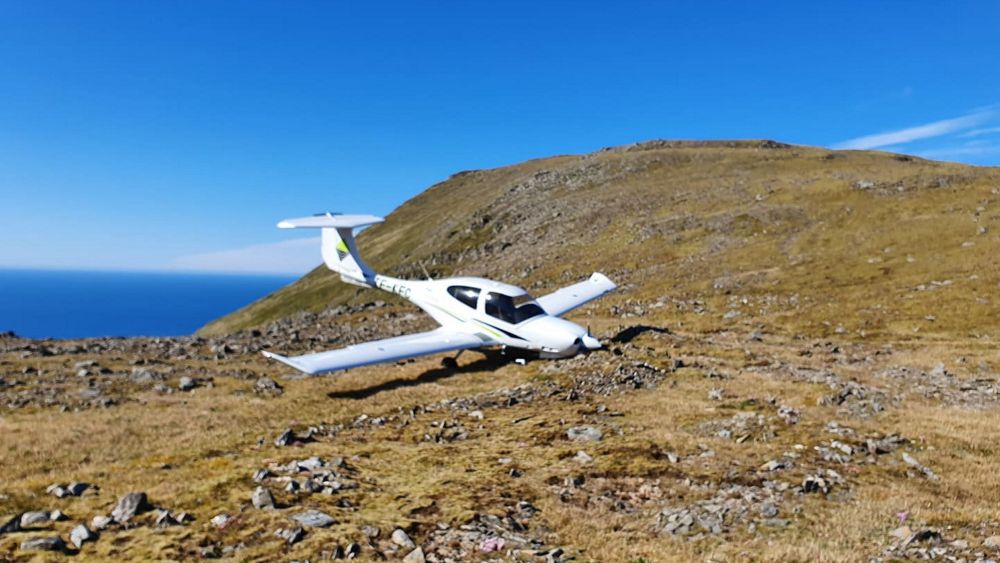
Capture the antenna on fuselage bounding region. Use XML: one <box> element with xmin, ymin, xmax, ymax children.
<box><xmin>419</xmin><ymin>260</ymin><xmax>433</xmax><ymax>280</ymax></box>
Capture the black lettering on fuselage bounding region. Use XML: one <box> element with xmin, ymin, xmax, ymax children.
<box><xmin>375</xmin><ymin>277</ymin><xmax>411</xmax><ymax>299</ymax></box>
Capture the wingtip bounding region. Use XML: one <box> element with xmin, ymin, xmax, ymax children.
<box><xmin>590</xmin><ymin>272</ymin><xmax>616</xmax><ymax>288</ymax></box>
<box><xmin>261</xmin><ymin>350</ymin><xmax>317</xmax><ymax>375</ymax></box>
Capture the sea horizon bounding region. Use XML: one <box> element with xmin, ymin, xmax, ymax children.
<box><xmin>0</xmin><ymin>268</ymin><xmax>299</xmax><ymax>340</ymax></box>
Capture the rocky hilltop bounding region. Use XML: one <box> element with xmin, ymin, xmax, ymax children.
<box><xmin>202</xmin><ymin>139</ymin><xmax>999</xmax><ymax>343</ymax></box>
<box><xmin>1</xmin><ymin>141</ymin><xmax>999</xmax><ymax>561</ymax></box>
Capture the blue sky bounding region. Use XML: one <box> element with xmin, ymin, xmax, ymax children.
<box><xmin>1</xmin><ymin>1</ymin><xmax>998</xmax><ymax>274</ymax></box>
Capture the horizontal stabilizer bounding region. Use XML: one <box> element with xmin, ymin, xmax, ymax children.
<box><xmin>261</xmin><ymin>328</ymin><xmax>485</xmax><ymax>375</ymax></box>
<box><xmin>277</xmin><ymin>213</ymin><xmax>384</xmax><ymax>230</ymax></box>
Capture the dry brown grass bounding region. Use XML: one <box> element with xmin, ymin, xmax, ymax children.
<box><xmin>5</xmin><ymin>326</ymin><xmax>998</xmax><ymax>561</ymax></box>
<box><xmin>3</xmin><ymin>142</ymin><xmax>1000</xmax><ymax>560</ymax></box>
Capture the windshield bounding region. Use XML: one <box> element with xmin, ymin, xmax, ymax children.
<box><xmin>484</xmin><ymin>292</ymin><xmax>545</xmax><ymax>324</ymax></box>
<box><xmin>447</xmin><ymin>285</ymin><xmax>480</xmax><ymax>309</ymax></box>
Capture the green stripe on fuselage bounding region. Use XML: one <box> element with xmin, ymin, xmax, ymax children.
<box><xmin>425</xmin><ymin>303</ymin><xmax>505</xmax><ymax>340</ymax></box>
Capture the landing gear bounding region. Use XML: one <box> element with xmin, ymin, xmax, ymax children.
<box><xmin>500</xmin><ymin>346</ymin><xmax>533</xmax><ymax>365</ymax></box>
<box><xmin>441</xmin><ymin>349</ymin><xmax>464</xmax><ymax>369</ymax></box>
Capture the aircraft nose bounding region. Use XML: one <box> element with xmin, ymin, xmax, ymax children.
<box><xmin>581</xmin><ymin>334</ymin><xmax>602</xmax><ymax>350</ymax></box>
<box><xmin>520</xmin><ymin>316</ymin><xmax>590</xmax><ymax>354</ymax></box>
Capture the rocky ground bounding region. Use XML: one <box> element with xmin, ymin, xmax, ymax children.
<box><xmin>1</xmin><ymin>299</ymin><xmax>999</xmax><ymax>562</ymax></box>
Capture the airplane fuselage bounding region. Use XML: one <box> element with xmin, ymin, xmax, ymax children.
<box><xmin>370</xmin><ymin>274</ymin><xmax>599</xmax><ymax>358</ymax></box>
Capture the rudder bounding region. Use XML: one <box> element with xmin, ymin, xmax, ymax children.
<box><xmin>276</xmin><ymin>212</ymin><xmax>384</xmax><ymax>287</ymax></box>
<box><xmin>320</xmin><ymin>224</ymin><xmax>375</xmax><ymax>286</ymax></box>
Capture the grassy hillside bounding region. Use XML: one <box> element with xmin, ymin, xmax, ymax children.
<box><xmin>200</xmin><ymin>140</ymin><xmax>1000</xmax><ymax>342</ymax></box>
<box><xmin>3</xmin><ymin>140</ymin><xmax>999</xmax><ymax>561</ymax></box>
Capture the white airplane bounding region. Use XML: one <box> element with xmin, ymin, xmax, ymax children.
<box><xmin>262</xmin><ymin>213</ymin><xmax>616</xmax><ymax>375</ymax></box>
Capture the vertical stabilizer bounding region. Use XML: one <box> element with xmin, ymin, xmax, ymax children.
<box><xmin>276</xmin><ymin>213</ymin><xmax>384</xmax><ymax>287</ymax></box>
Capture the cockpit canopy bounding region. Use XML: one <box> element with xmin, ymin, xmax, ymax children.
<box><xmin>484</xmin><ymin>291</ymin><xmax>545</xmax><ymax>324</ymax></box>
<box><xmin>446</xmin><ymin>284</ymin><xmax>545</xmax><ymax>324</ymax></box>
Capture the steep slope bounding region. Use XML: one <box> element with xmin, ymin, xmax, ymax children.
<box><xmin>200</xmin><ymin>140</ymin><xmax>1000</xmax><ymax>342</ymax></box>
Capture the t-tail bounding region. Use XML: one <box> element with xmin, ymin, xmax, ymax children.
<box><xmin>276</xmin><ymin>212</ymin><xmax>383</xmax><ymax>287</ymax></box>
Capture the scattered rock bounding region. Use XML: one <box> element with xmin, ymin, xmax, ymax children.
<box><xmin>67</xmin><ymin>481</ymin><xmax>90</xmax><ymax>496</ymax></box>
<box><xmin>274</xmin><ymin>428</ymin><xmax>295</xmax><ymax>447</ymax></box>
<box><xmin>984</xmin><ymin>535</ymin><xmax>1000</xmax><ymax>548</ymax></box>
<box><xmin>48</xmin><ymin>481</ymin><xmax>90</xmax><ymax>498</ymax></box>
<box><xmin>154</xmin><ymin>510</ymin><xmax>176</xmax><ymax>527</ymax></box>
<box><xmin>275</xmin><ymin>526</ymin><xmax>305</xmax><ymax>545</ymax></box>
<box><xmin>91</xmin><ymin>515</ymin><xmax>112</xmax><ymax>531</ymax></box>
<box><xmin>199</xmin><ymin>544</ymin><xmax>222</xmax><ymax>558</ymax></box>
<box><xmin>174</xmin><ymin>512</ymin><xmax>194</xmax><ymax>524</ymax></box>
<box><xmin>291</xmin><ymin>509</ymin><xmax>336</xmax><ymax>528</ymax></box>
<box><xmin>657</xmin><ymin>481</ymin><xmax>784</xmax><ymax>537</ymax></box>
<box><xmin>254</xmin><ymin>377</ymin><xmax>283</xmax><ymax>395</ymax></box>
<box><xmin>901</xmin><ymin>452</ymin><xmax>938</xmax><ymax>480</ymax></box>
<box><xmin>177</xmin><ymin>376</ymin><xmax>196</xmax><ymax>391</ymax></box>
<box><xmin>210</xmin><ymin>513</ymin><xmax>233</xmax><ymax>528</ymax></box>
<box><xmin>403</xmin><ymin>546</ymin><xmax>426</xmax><ymax>563</ymax></box>
<box><xmin>909</xmin><ymin>529</ymin><xmax>942</xmax><ymax>545</ymax></box>
<box><xmin>777</xmin><ymin>405</ymin><xmax>800</xmax><ymax>425</ymax></box>
<box><xmin>802</xmin><ymin>474</ymin><xmax>828</xmax><ymax>494</ymax></box>
<box><xmin>480</xmin><ymin>536</ymin><xmax>506</xmax><ymax>552</ymax></box>
<box><xmin>112</xmin><ymin>492</ymin><xmax>150</xmax><ymax>523</ymax></box>
<box><xmin>362</xmin><ymin>525</ymin><xmax>381</xmax><ymax>539</ymax></box>
<box><xmin>567</xmin><ymin>426</ymin><xmax>603</xmax><ymax>442</ymax></box>
<box><xmin>296</xmin><ymin>456</ymin><xmax>325</xmax><ymax>471</ymax></box>
<box><xmin>573</xmin><ymin>450</ymin><xmax>594</xmax><ymax>463</ymax></box>
<box><xmin>0</xmin><ymin>513</ymin><xmax>22</xmax><ymax>534</ymax></box>
<box><xmin>20</xmin><ymin>511</ymin><xmax>50</xmax><ymax>527</ymax></box>
<box><xmin>69</xmin><ymin>524</ymin><xmax>97</xmax><ymax>549</ymax></box>
<box><xmin>700</xmin><ymin>412</ymin><xmax>775</xmax><ymax>442</ymax></box>
<box><xmin>252</xmin><ymin>486</ymin><xmax>275</xmax><ymax>510</ymax></box>
<box><xmin>890</xmin><ymin>526</ymin><xmax>912</xmax><ymax>541</ymax></box>
<box><xmin>759</xmin><ymin>459</ymin><xmax>790</xmax><ymax>472</ymax></box>
<box><xmin>274</xmin><ymin>428</ymin><xmax>315</xmax><ymax>447</ymax></box>
<box><xmin>345</xmin><ymin>542</ymin><xmax>361</xmax><ymax>558</ymax></box>
<box><xmin>20</xmin><ymin>536</ymin><xmax>65</xmax><ymax>552</ymax></box>
<box><xmin>392</xmin><ymin>528</ymin><xmax>416</xmax><ymax>548</ymax></box>
<box><xmin>129</xmin><ymin>368</ymin><xmax>163</xmax><ymax>384</ymax></box>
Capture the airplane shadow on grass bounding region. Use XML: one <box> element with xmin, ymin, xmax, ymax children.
<box><xmin>326</xmin><ymin>349</ymin><xmax>512</xmax><ymax>401</ymax></box>
<box><xmin>326</xmin><ymin>325</ymin><xmax>673</xmax><ymax>400</ymax></box>
<box><xmin>611</xmin><ymin>324</ymin><xmax>671</xmax><ymax>344</ymax></box>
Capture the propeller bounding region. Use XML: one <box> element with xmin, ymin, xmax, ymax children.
<box><xmin>581</xmin><ymin>325</ymin><xmax>602</xmax><ymax>350</ymax></box>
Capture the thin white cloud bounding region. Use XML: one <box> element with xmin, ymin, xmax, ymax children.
<box><xmin>959</xmin><ymin>126</ymin><xmax>1000</xmax><ymax>138</ymax></box>
<box><xmin>831</xmin><ymin>109</ymin><xmax>995</xmax><ymax>150</ymax></box>
<box><xmin>170</xmin><ymin>237</ymin><xmax>320</xmax><ymax>275</ymax></box>
<box><xmin>915</xmin><ymin>142</ymin><xmax>1000</xmax><ymax>159</ymax></box>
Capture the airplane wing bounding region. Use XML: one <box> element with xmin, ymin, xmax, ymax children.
<box><xmin>536</xmin><ymin>272</ymin><xmax>617</xmax><ymax>317</ymax></box>
<box><xmin>262</xmin><ymin>327</ymin><xmax>486</xmax><ymax>375</ymax></box>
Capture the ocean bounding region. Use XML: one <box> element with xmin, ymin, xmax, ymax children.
<box><xmin>0</xmin><ymin>269</ymin><xmax>297</xmax><ymax>339</ymax></box>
